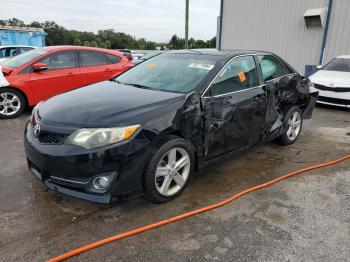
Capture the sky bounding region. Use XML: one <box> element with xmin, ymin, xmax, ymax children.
<box><xmin>0</xmin><ymin>0</ymin><xmax>220</xmax><ymax>42</ymax></box>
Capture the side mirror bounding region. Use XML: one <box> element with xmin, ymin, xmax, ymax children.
<box><xmin>32</xmin><ymin>63</ymin><xmax>48</xmax><ymax>72</ymax></box>
<box><xmin>316</xmin><ymin>65</ymin><xmax>322</xmax><ymax>70</ymax></box>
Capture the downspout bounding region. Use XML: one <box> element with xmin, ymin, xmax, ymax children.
<box><xmin>319</xmin><ymin>0</ymin><xmax>333</xmax><ymax>65</ymax></box>
<box><xmin>218</xmin><ymin>0</ymin><xmax>224</xmax><ymax>50</ymax></box>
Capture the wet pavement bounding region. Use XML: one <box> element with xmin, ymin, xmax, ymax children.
<box><xmin>1</xmin><ymin>105</ymin><xmax>349</xmax><ymax>262</ymax></box>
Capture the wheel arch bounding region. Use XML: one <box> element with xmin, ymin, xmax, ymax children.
<box><xmin>5</xmin><ymin>86</ymin><xmax>30</xmax><ymax>109</ymax></box>
<box><xmin>149</xmin><ymin>128</ymin><xmax>199</xmax><ymax>170</ymax></box>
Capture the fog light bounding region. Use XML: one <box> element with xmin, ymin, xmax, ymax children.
<box><xmin>93</xmin><ymin>176</ymin><xmax>111</xmax><ymax>190</ymax></box>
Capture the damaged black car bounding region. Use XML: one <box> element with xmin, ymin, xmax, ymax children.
<box><xmin>24</xmin><ymin>50</ymin><xmax>318</xmax><ymax>204</ymax></box>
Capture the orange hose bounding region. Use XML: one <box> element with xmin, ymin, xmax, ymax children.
<box><xmin>47</xmin><ymin>153</ymin><xmax>350</xmax><ymax>262</ymax></box>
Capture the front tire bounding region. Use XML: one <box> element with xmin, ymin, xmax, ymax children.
<box><xmin>279</xmin><ymin>106</ymin><xmax>303</xmax><ymax>146</ymax></box>
<box><xmin>0</xmin><ymin>88</ymin><xmax>26</xmax><ymax>119</ymax></box>
<box><xmin>144</xmin><ymin>136</ymin><xmax>194</xmax><ymax>204</ymax></box>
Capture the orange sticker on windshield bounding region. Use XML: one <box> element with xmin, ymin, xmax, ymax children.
<box><xmin>147</xmin><ymin>64</ymin><xmax>156</xmax><ymax>69</ymax></box>
<box><xmin>238</xmin><ymin>71</ymin><xmax>246</xmax><ymax>82</ymax></box>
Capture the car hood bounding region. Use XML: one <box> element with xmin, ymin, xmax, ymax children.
<box><xmin>38</xmin><ymin>81</ymin><xmax>186</xmax><ymax>127</ymax></box>
<box><xmin>309</xmin><ymin>70</ymin><xmax>350</xmax><ymax>86</ymax></box>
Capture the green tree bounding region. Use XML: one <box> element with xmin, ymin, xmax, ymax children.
<box><xmin>169</xmin><ymin>34</ymin><xmax>181</xmax><ymax>49</ymax></box>
<box><xmin>105</xmin><ymin>40</ymin><xmax>111</xmax><ymax>49</ymax></box>
<box><xmin>29</xmin><ymin>21</ymin><xmax>42</xmax><ymax>28</ymax></box>
<box><xmin>74</xmin><ymin>39</ymin><xmax>82</xmax><ymax>46</ymax></box>
<box><xmin>90</xmin><ymin>41</ymin><xmax>98</xmax><ymax>47</ymax></box>
<box><xmin>99</xmin><ymin>42</ymin><xmax>106</xmax><ymax>48</ymax></box>
<box><xmin>0</xmin><ymin>17</ymin><xmax>215</xmax><ymax>51</ymax></box>
<box><xmin>208</xmin><ymin>37</ymin><xmax>216</xmax><ymax>48</ymax></box>
<box><xmin>195</xmin><ymin>40</ymin><xmax>207</xmax><ymax>48</ymax></box>
<box><xmin>137</xmin><ymin>38</ymin><xmax>147</xmax><ymax>49</ymax></box>
<box><xmin>2</xmin><ymin>18</ymin><xmax>26</xmax><ymax>27</ymax></box>
<box><xmin>188</xmin><ymin>38</ymin><xmax>195</xmax><ymax>49</ymax></box>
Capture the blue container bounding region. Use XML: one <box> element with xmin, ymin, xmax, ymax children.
<box><xmin>0</xmin><ymin>26</ymin><xmax>46</xmax><ymax>47</ymax></box>
<box><xmin>304</xmin><ymin>65</ymin><xmax>317</xmax><ymax>77</ymax></box>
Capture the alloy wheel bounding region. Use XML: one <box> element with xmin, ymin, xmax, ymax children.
<box><xmin>155</xmin><ymin>147</ymin><xmax>191</xmax><ymax>196</ymax></box>
<box><xmin>286</xmin><ymin>111</ymin><xmax>301</xmax><ymax>141</ymax></box>
<box><xmin>0</xmin><ymin>92</ymin><xmax>21</xmax><ymax>116</ymax></box>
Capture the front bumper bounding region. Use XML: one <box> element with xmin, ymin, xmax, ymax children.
<box><xmin>24</xmin><ymin>122</ymin><xmax>149</xmax><ymax>203</ymax></box>
<box><xmin>312</xmin><ymin>84</ymin><xmax>350</xmax><ymax>108</ymax></box>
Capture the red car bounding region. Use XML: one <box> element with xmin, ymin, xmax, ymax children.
<box><xmin>0</xmin><ymin>46</ymin><xmax>133</xmax><ymax>118</ymax></box>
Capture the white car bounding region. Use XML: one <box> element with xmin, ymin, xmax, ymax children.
<box><xmin>0</xmin><ymin>45</ymin><xmax>36</xmax><ymax>64</ymax></box>
<box><xmin>131</xmin><ymin>51</ymin><xmax>144</xmax><ymax>60</ymax></box>
<box><xmin>309</xmin><ymin>55</ymin><xmax>350</xmax><ymax>108</ymax></box>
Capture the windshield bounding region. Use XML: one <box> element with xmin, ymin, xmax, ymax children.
<box><xmin>323</xmin><ymin>58</ymin><xmax>350</xmax><ymax>72</ymax></box>
<box><xmin>3</xmin><ymin>48</ymin><xmax>48</xmax><ymax>68</ymax></box>
<box><xmin>117</xmin><ymin>54</ymin><xmax>218</xmax><ymax>93</ymax></box>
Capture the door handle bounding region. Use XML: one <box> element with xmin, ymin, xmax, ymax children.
<box><xmin>105</xmin><ymin>68</ymin><xmax>112</xmax><ymax>72</ymax></box>
<box><xmin>66</xmin><ymin>72</ymin><xmax>74</xmax><ymax>76</ymax></box>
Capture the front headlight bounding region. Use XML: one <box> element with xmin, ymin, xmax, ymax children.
<box><xmin>30</xmin><ymin>102</ymin><xmax>42</xmax><ymax>124</ymax></box>
<box><xmin>65</xmin><ymin>125</ymin><xmax>140</xmax><ymax>149</ymax></box>
<box><xmin>308</xmin><ymin>81</ymin><xmax>317</xmax><ymax>92</ymax></box>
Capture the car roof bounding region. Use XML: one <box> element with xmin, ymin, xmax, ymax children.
<box><xmin>168</xmin><ymin>49</ymin><xmax>274</xmax><ymax>58</ymax></box>
<box><xmin>336</xmin><ymin>55</ymin><xmax>350</xmax><ymax>59</ymax></box>
<box><xmin>39</xmin><ymin>45</ymin><xmax>116</xmax><ymax>52</ymax></box>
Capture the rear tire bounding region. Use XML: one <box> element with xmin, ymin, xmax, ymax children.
<box><xmin>279</xmin><ymin>106</ymin><xmax>303</xmax><ymax>146</ymax></box>
<box><xmin>0</xmin><ymin>88</ymin><xmax>26</xmax><ymax>119</ymax></box>
<box><xmin>144</xmin><ymin>136</ymin><xmax>194</xmax><ymax>204</ymax></box>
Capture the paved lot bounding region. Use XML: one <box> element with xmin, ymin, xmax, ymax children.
<box><xmin>1</xmin><ymin>105</ymin><xmax>350</xmax><ymax>262</ymax></box>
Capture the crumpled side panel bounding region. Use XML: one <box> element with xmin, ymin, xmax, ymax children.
<box><xmin>263</xmin><ymin>74</ymin><xmax>318</xmax><ymax>140</ymax></box>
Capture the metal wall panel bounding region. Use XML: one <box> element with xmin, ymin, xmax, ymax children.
<box><xmin>324</xmin><ymin>0</ymin><xmax>350</xmax><ymax>64</ymax></box>
<box><xmin>221</xmin><ymin>0</ymin><xmax>329</xmax><ymax>73</ymax></box>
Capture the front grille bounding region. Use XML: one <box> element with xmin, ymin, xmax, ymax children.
<box><xmin>38</xmin><ymin>133</ymin><xmax>68</xmax><ymax>144</ymax></box>
<box><xmin>318</xmin><ymin>96</ymin><xmax>350</xmax><ymax>106</ymax></box>
<box><xmin>314</xmin><ymin>84</ymin><xmax>350</xmax><ymax>93</ymax></box>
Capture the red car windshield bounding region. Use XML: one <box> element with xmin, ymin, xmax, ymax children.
<box><xmin>3</xmin><ymin>48</ymin><xmax>48</xmax><ymax>69</ymax></box>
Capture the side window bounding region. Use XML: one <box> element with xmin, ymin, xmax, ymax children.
<box><xmin>39</xmin><ymin>51</ymin><xmax>77</xmax><ymax>71</ymax></box>
<box><xmin>79</xmin><ymin>51</ymin><xmax>108</xmax><ymax>67</ymax></box>
<box><xmin>5</xmin><ymin>47</ymin><xmax>17</xmax><ymax>57</ymax></box>
<box><xmin>258</xmin><ymin>55</ymin><xmax>290</xmax><ymax>81</ymax></box>
<box><xmin>105</xmin><ymin>53</ymin><xmax>121</xmax><ymax>64</ymax></box>
<box><xmin>210</xmin><ymin>56</ymin><xmax>259</xmax><ymax>96</ymax></box>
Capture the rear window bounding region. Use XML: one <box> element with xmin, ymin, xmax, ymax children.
<box><xmin>79</xmin><ymin>51</ymin><xmax>108</xmax><ymax>67</ymax></box>
<box><xmin>106</xmin><ymin>53</ymin><xmax>121</xmax><ymax>64</ymax></box>
<box><xmin>258</xmin><ymin>55</ymin><xmax>290</xmax><ymax>81</ymax></box>
<box><xmin>323</xmin><ymin>58</ymin><xmax>350</xmax><ymax>72</ymax></box>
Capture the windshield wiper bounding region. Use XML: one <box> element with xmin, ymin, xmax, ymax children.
<box><xmin>109</xmin><ymin>78</ymin><xmax>122</xmax><ymax>84</ymax></box>
<box><xmin>122</xmin><ymin>83</ymin><xmax>153</xmax><ymax>90</ymax></box>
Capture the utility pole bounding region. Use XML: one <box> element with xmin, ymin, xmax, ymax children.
<box><xmin>185</xmin><ymin>0</ymin><xmax>189</xmax><ymax>49</ymax></box>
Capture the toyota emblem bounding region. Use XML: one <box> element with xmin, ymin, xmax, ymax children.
<box><xmin>33</xmin><ymin>124</ymin><xmax>41</xmax><ymax>136</ymax></box>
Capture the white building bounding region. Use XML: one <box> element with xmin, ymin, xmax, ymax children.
<box><xmin>217</xmin><ymin>0</ymin><xmax>350</xmax><ymax>75</ymax></box>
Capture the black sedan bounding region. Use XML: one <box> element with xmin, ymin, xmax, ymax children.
<box><xmin>24</xmin><ymin>49</ymin><xmax>318</xmax><ymax>203</ymax></box>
